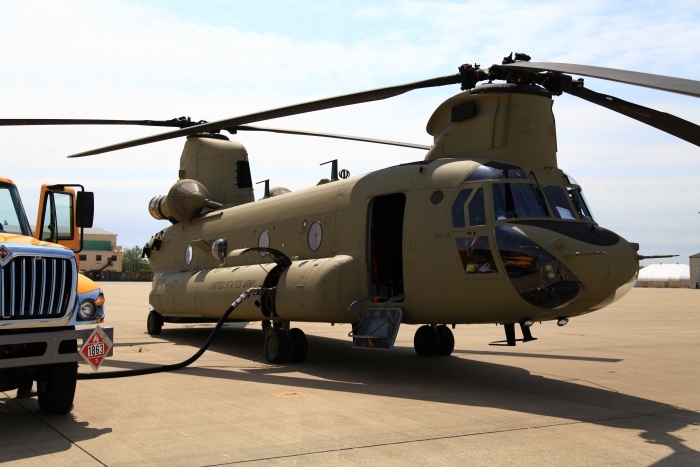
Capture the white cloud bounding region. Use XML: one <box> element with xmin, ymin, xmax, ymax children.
<box><xmin>0</xmin><ymin>0</ymin><xmax>698</xmax><ymax>257</ymax></box>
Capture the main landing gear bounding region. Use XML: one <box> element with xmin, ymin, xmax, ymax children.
<box><xmin>414</xmin><ymin>325</ymin><xmax>454</xmax><ymax>357</ymax></box>
<box><xmin>263</xmin><ymin>321</ymin><xmax>308</xmax><ymax>364</ymax></box>
<box><xmin>147</xmin><ymin>309</ymin><xmax>164</xmax><ymax>335</ymax></box>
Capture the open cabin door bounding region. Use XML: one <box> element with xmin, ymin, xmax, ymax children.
<box><xmin>367</xmin><ymin>193</ymin><xmax>406</xmax><ymax>300</ymax></box>
<box><xmin>35</xmin><ymin>184</ymin><xmax>94</xmax><ymax>255</ymax></box>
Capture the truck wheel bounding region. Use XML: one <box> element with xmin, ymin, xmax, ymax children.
<box><xmin>147</xmin><ymin>310</ymin><xmax>163</xmax><ymax>335</ymax></box>
<box><xmin>265</xmin><ymin>329</ymin><xmax>289</xmax><ymax>363</ymax></box>
<box><xmin>38</xmin><ymin>362</ymin><xmax>77</xmax><ymax>415</ymax></box>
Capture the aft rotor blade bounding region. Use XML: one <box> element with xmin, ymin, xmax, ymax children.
<box><xmin>501</xmin><ymin>62</ymin><xmax>700</xmax><ymax>98</ymax></box>
<box><xmin>0</xmin><ymin>118</ymin><xmax>198</xmax><ymax>128</ymax></box>
<box><xmin>231</xmin><ymin>125</ymin><xmax>431</xmax><ymax>150</ymax></box>
<box><xmin>564</xmin><ymin>85</ymin><xmax>700</xmax><ymax>147</ymax></box>
<box><xmin>67</xmin><ymin>74</ymin><xmax>462</xmax><ymax>158</ymax></box>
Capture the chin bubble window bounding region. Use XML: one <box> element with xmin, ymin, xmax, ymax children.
<box><xmin>455</xmin><ymin>236</ymin><xmax>498</xmax><ymax>274</ymax></box>
<box><xmin>495</xmin><ymin>224</ymin><xmax>584</xmax><ymax>308</ymax></box>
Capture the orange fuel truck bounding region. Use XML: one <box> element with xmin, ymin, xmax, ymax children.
<box><xmin>0</xmin><ymin>178</ymin><xmax>111</xmax><ymax>414</ymax></box>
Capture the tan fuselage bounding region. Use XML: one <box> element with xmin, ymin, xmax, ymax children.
<box><xmin>147</xmin><ymin>85</ymin><xmax>639</xmax><ymax>326</ymax></box>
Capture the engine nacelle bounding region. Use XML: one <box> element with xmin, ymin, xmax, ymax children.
<box><xmin>148</xmin><ymin>179</ymin><xmax>222</xmax><ymax>224</ymax></box>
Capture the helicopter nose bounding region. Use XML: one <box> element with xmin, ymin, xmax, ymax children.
<box><xmin>494</xmin><ymin>223</ymin><xmax>639</xmax><ymax>312</ymax></box>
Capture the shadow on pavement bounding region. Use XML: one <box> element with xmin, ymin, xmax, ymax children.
<box><xmin>0</xmin><ymin>393</ymin><xmax>111</xmax><ymax>464</ymax></box>
<box><xmin>97</xmin><ymin>325</ymin><xmax>700</xmax><ymax>466</ymax></box>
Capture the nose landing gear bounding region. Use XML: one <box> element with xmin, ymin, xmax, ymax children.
<box><xmin>489</xmin><ymin>322</ymin><xmax>538</xmax><ymax>346</ymax></box>
<box><xmin>414</xmin><ymin>325</ymin><xmax>454</xmax><ymax>356</ymax></box>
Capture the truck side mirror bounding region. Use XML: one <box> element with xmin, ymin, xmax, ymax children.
<box><xmin>76</xmin><ymin>191</ymin><xmax>94</xmax><ymax>228</ymax></box>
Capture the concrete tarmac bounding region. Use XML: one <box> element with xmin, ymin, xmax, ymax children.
<box><xmin>1</xmin><ymin>285</ymin><xmax>699</xmax><ymax>466</ymax></box>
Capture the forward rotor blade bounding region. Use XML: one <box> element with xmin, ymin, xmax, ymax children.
<box><xmin>501</xmin><ymin>62</ymin><xmax>700</xmax><ymax>98</ymax></box>
<box><xmin>0</xmin><ymin>118</ymin><xmax>198</xmax><ymax>128</ymax></box>
<box><xmin>67</xmin><ymin>74</ymin><xmax>462</xmax><ymax>158</ymax></box>
<box><xmin>232</xmin><ymin>125</ymin><xmax>431</xmax><ymax>150</ymax></box>
<box><xmin>564</xmin><ymin>85</ymin><xmax>700</xmax><ymax>147</ymax></box>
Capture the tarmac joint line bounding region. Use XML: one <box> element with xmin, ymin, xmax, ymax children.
<box><xmin>199</xmin><ymin>410</ymin><xmax>696</xmax><ymax>466</ymax></box>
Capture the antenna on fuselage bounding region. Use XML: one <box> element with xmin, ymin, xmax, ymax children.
<box><xmin>320</xmin><ymin>160</ymin><xmax>339</xmax><ymax>181</ymax></box>
<box><xmin>256</xmin><ymin>179</ymin><xmax>270</xmax><ymax>199</ymax></box>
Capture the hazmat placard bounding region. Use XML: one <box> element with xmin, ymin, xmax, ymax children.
<box><xmin>79</xmin><ymin>325</ymin><xmax>113</xmax><ymax>371</ymax></box>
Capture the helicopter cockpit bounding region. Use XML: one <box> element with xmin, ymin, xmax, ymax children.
<box><xmin>458</xmin><ymin>162</ymin><xmax>595</xmax><ymax>223</ymax></box>
<box><xmin>450</xmin><ymin>162</ymin><xmax>602</xmax><ymax>309</ymax></box>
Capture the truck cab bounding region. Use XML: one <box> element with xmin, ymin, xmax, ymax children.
<box><xmin>0</xmin><ymin>178</ymin><xmax>110</xmax><ymax>415</ymax></box>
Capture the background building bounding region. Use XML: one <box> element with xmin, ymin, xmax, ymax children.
<box><xmin>636</xmin><ymin>263</ymin><xmax>690</xmax><ymax>288</ymax></box>
<box><xmin>78</xmin><ymin>227</ymin><xmax>122</xmax><ymax>273</ymax></box>
<box><xmin>691</xmin><ymin>253</ymin><xmax>700</xmax><ymax>289</ymax></box>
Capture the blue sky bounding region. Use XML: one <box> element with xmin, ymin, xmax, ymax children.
<box><xmin>1</xmin><ymin>0</ymin><xmax>698</xmax><ymax>264</ymax></box>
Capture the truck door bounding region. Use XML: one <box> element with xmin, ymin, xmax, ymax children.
<box><xmin>35</xmin><ymin>184</ymin><xmax>94</xmax><ymax>252</ymax></box>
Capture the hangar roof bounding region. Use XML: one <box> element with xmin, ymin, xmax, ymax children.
<box><xmin>638</xmin><ymin>263</ymin><xmax>690</xmax><ymax>281</ymax></box>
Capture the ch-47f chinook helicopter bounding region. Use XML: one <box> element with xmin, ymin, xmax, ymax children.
<box><xmin>4</xmin><ymin>53</ymin><xmax>699</xmax><ymax>364</ymax></box>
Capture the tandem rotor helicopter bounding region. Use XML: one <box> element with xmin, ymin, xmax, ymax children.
<box><xmin>4</xmin><ymin>53</ymin><xmax>700</xmax><ymax>364</ymax></box>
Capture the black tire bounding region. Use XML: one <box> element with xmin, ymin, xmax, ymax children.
<box><xmin>287</xmin><ymin>328</ymin><xmax>308</xmax><ymax>363</ymax></box>
<box><xmin>414</xmin><ymin>325</ymin><xmax>439</xmax><ymax>357</ymax></box>
<box><xmin>436</xmin><ymin>325</ymin><xmax>455</xmax><ymax>356</ymax></box>
<box><xmin>38</xmin><ymin>362</ymin><xmax>77</xmax><ymax>415</ymax></box>
<box><xmin>265</xmin><ymin>329</ymin><xmax>290</xmax><ymax>363</ymax></box>
<box><xmin>147</xmin><ymin>310</ymin><xmax>163</xmax><ymax>335</ymax></box>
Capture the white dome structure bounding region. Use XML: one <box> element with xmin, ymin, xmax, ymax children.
<box><xmin>636</xmin><ymin>263</ymin><xmax>691</xmax><ymax>288</ymax></box>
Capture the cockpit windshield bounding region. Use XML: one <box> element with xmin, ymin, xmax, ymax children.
<box><xmin>466</xmin><ymin>162</ymin><xmax>528</xmax><ymax>182</ymax></box>
<box><xmin>0</xmin><ymin>183</ymin><xmax>31</xmax><ymax>236</ymax></box>
<box><xmin>542</xmin><ymin>186</ymin><xmax>577</xmax><ymax>220</ymax></box>
<box><xmin>492</xmin><ymin>183</ymin><xmax>548</xmax><ymax>220</ymax></box>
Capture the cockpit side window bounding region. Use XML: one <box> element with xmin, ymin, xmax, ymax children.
<box><xmin>567</xmin><ymin>187</ymin><xmax>594</xmax><ymax>222</ymax></box>
<box><xmin>542</xmin><ymin>186</ymin><xmax>576</xmax><ymax>220</ymax></box>
<box><xmin>465</xmin><ymin>162</ymin><xmax>528</xmax><ymax>182</ymax></box>
<box><xmin>451</xmin><ymin>188</ymin><xmax>473</xmax><ymax>228</ymax></box>
<box><xmin>492</xmin><ymin>183</ymin><xmax>548</xmax><ymax>220</ymax></box>
<box><xmin>468</xmin><ymin>188</ymin><xmax>486</xmax><ymax>226</ymax></box>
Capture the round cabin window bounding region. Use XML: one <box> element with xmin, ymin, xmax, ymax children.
<box><xmin>307</xmin><ymin>221</ymin><xmax>323</xmax><ymax>251</ymax></box>
<box><xmin>258</xmin><ymin>230</ymin><xmax>270</xmax><ymax>257</ymax></box>
<box><xmin>431</xmin><ymin>190</ymin><xmax>444</xmax><ymax>204</ymax></box>
<box><xmin>184</xmin><ymin>243</ymin><xmax>193</xmax><ymax>265</ymax></box>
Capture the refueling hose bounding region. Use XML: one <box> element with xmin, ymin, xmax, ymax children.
<box><xmin>77</xmin><ymin>287</ymin><xmax>263</xmax><ymax>380</ymax></box>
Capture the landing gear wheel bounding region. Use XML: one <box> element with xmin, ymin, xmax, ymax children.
<box><xmin>261</xmin><ymin>320</ymin><xmax>271</xmax><ymax>331</ymax></box>
<box><xmin>436</xmin><ymin>325</ymin><xmax>454</xmax><ymax>356</ymax></box>
<box><xmin>265</xmin><ymin>328</ymin><xmax>290</xmax><ymax>363</ymax></box>
<box><xmin>38</xmin><ymin>361</ymin><xmax>77</xmax><ymax>415</ymax></box>
<box><xmin>147</xmin><ymin>310</ymin><xmax>163</xmax><ymax>335</ymax></box>
<box><xmin>287</xmin><ymin>328</ymin><xmax>308</xmax><ymax>363</ymax></box>
<box><xmin>414</xmin><ymin>325</ymin><xmax>439</xmax><ymax>356</ymax></box>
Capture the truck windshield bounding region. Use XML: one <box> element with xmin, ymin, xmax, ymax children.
<box><xmin>0</xmin><ymin>183</ymin><xmax>32</xmax><ymax>236</ymax></box>
<box><xmin>492</xmin><ymin>183</ymin><xmax>548</xmax><ymax>220</ymax></box>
